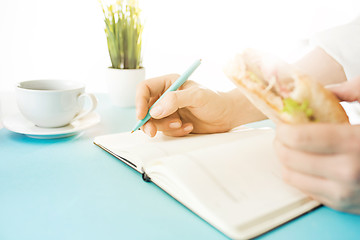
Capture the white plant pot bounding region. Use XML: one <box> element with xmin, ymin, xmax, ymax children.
<box><xmin>106</xmin><ymin>67</ymin><xmax>145</xmax><ymax>107</ymax></box>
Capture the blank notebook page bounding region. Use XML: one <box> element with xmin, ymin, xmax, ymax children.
<box><xmin>146</xmin><ymin>129</ymin><xmax>308</xmax><ymax>228</ymax></box>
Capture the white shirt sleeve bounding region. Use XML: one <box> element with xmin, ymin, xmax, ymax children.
<box><xmin>311</xmin><ymin>16</ymin><xmax>360</xmax><ymax>81</ymax></box>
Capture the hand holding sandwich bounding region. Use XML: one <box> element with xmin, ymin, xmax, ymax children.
<box><xmin>225</xmin><ymin>49</ymin><xmax>360</xmax><ymax>213</ymax></box>
<box><xmin>274</xmin><ymin>78</ymin><xmax>360</xmax><ymax>214</ymax></box>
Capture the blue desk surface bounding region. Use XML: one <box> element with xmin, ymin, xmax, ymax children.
<box><xmin>1</xmin><ymin>94</ymin><xmax>359</xmax><ymax>240</ymax></box>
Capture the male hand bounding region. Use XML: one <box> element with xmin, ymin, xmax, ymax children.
<box><xmin>275</xmin><ymin>124</ymin><xmax>360</xmax><ymax>213</ymax></box>
<box><xmin>275</xmin><ymin>77</ymin><xmax>360</xmax><ymax>214</ymax></box>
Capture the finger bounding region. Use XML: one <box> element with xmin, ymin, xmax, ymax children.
<box><xmin>136</xmin><ymin>74</ymin><xmax>180</xmax><ymax>119</ymax></box>
<box><xmin>141</xmin><ymin>121</ymin><xmax>157</xmax><ymax>137</ymax></box>
<box><xmin>141</xmin><ymin>113</ymin><xmax>186</xmax><ymax>136</ymax></box>
<box><xmin>275</xmin><ymin>140</ymin><xmax>350</xmax><ymax>182</ymax></box>
<box><xmin>149</xmin><ymin>86</ymin><xmax>206</xmax><ymax>119</ymax></box>
<box><xmin>148</xmin><ymin>114</ymin><xmax>183</xmax><ymax>132</ymax></box>
<box><xmin>284</xmin><ymin>167</ymin><xmax>359</xmax><ymax>212</ymax></box>
<box><xmin>282</xmin><ymin>164</ymin><xmax>360</xmax><ymax>213</ymax></box>
<box><xmin>304</xmin><ymin>189</ymin><xmax>354</xmax><ymax>213</ymax></box>
<box><xmin>302</xmin><ymin>191</ymin><xmax>331</xmax><ymax>208</ymax></box>
<box><xmin>327</xmin><ymin>77</ymin><xmax>360</xmax><ymax>102</ymax></box>
<box><xmin>281</xmin><ymin>166</ymin><xmax>332</xmax><ymax>202</ymax></box>
<box><xmin>162</xmin><ymin>123</ymin><xmax>194</xmax><ymax>137</ymax></box>
<box><xmin>135</xmin><ymin>84</ymin><xmax>150</xmax><ymax>120</ymax></box>
<box><xmin>143</xmin><ymin>120</ymin><xmax>193</xmax><ymax>137</ymax></box>
<box><xmin>298</xmin><ymin>184</ymin><xmax>360</xmax><ymax>213</ymax></box>
<box><xmin>276</xmin><ymin>123</ymin><xmax>360</xmax><ymax>154</ymax></box>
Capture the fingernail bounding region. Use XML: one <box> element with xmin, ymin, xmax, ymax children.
<box><xmin>184</xmin><ymin>125</ymin><xmax>193</xmax><ymax>132</ymax></box>
<box><xmin>150</xmin><ymin>105</ymin><xmax>163</xmax><ymax>117</ymax></box>
<box><xmin>169</xmin><ymin>121</ymin><xmax>181</xmax><ymax>129</ymax></box>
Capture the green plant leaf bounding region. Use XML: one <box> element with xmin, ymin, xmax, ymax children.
<box><xmin>100</xmin><ymin>0</ymin><xmax>143</xmax><ymax>69</ymax></box>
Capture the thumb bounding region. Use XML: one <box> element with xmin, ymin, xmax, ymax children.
<box><xmin>327</xmin><ymin>78</ymin><xmax>360</xmax><ymax>102</ymax></box>
<box><xmin>149</xmin><ymin>88</ymin><xmax>204</xmax><ymax>119</ymax></box>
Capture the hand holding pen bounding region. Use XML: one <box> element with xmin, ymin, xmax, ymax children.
<box><xmin>132</xmin><ymin>59</ymin><xmax>202</xmax><ymax>133</ymax></box>
<box><xmin>134</xmin><ymin>59</ymin><xmax>254</xmax><ymax>137</ymax></box>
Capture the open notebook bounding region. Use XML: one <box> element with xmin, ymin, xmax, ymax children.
<box><xmin>93</xmin><ymin>127</ymin><xmax>319</xmax><ymax>239</ymax></box>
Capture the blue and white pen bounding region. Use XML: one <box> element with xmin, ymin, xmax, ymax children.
<box><xmin>131</xmin><ymin>59</ymin><xmax>202</xmax><ymax>133</ymax></box>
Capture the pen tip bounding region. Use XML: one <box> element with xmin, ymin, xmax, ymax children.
<box><xmin>131</xmin><ymin>130</ymin><xmax>134</xmax><ymax>133</ymax></box>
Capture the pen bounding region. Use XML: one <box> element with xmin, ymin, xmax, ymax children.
<box><xmin>131</xmin><ymin>59</ymin><xmax>202</xmax><ymax>133</ymax></box>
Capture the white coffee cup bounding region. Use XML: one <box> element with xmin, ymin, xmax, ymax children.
<box><xmin>16</xmin><ymin>80</ymin><xmax>98</xmax><ymax>128</ymax></box>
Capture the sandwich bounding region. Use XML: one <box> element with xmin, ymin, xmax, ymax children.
<box><xmin>224</xmin><ymin>49</ymin><xmax>349</xmax><ymax>124</ymax></box>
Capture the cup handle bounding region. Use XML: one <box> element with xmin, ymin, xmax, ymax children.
<box><xmin>72</xmin><ymin>93</ymin><xmax>98</xmax><ymax>122</ymax></box>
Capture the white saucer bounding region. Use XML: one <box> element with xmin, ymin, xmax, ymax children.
<box><xmin>2</xmin><ymin>112</ymin><xmax>101</xmax><ymax>139</ymax></box>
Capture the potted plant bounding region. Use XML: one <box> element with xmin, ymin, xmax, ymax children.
<box><xmin>101</xmin><ymin>0</ymin><xmax>144</xmax><ymax>107</ymax></box>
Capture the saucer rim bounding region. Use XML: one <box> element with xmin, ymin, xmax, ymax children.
<box><xmin>2</xmin><ymin>112</ymin><xmax>101</xmax><ymax>137</ymax></box>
